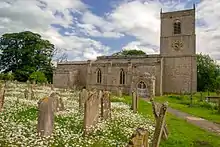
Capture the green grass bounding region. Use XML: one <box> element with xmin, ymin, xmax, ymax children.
<box><xmin>154</xmin><ymin>93</ymin><xmax>220</xmax><ymax>124</ymax></box>
<box><xmin>111</xmin><ymin>95</ymin><xmax>220</xmax><ymax>147</ymax></box>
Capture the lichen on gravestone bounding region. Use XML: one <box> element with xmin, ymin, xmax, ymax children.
<box><xmin>101</xmin><ymin>91</ymin><xmax>111</xmax><ymax>120</ymax></box>
<box><xmin>37</xmin><ymin>97</ymin><xmax>54</xmax><ymax>137</ymax></box>
<box><xmin>49</xmin><ymin>92</ymin><xmax>64</xmax><ymax>112</ymax></box>
<box><xmin>127</xmin><ymin>127</ymin><xmax>149</xmax><ymax>147</ymax></box>
<box><xmin>83</xmin><ymin>91</ymin><xmax>100</xmax><ymax>135</ymax></box>
<box><xmin>79</xmin><ymin>88</ymin><xmax>88</xmax><ymax>111</ymax></box>
<box><xmin>151</xmin><ymin>102</ymin><xmax>168</xmax><ymax>147</ymax></box>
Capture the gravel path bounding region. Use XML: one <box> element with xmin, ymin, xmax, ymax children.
<box><xmin>143</xmin><ymin>98</ymin><xmax>220</xmax><ymax>135</ymax></box>
<box><xmin>167</xmin><ymin>107</ymin><xmax>220</xmax><ymax>135</ymax></box>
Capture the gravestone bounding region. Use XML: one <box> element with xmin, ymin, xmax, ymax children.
<box><xmin>118</xmin><ymin>88</ymin><xmax>122</xmax><ymax>97</ymax></box>
<box><xmin>83</xmin><ymin>91</ymin><xmax>100</xmax><ymax>135</ymax></box>
<box><xmin>132</xmin><ymin>91</ymin><xmax>138</xmax><ymax>113</ymax></box>
<box><xmin>37</xmin><ymin>97</ymin><xmax>54</xmax><ymax>137</ymax></box>
<box><xmin>30</xmin><ymin>85</ymin><xmax>35</xmax><ymax>100</ymax></box>
<box><xmin>27</xmin><ymin>80</ymin><xmax>30</xmax><ymax>90</ymax></box>
<box><xmin>127</xmin><ymin>128</ymin><xmax>149</xmax><ymax>147</ymax></box>
<box><xmin>101</xmin><ymin>91</ymin><xmax>111</xmax><ymax>120</ymax></box>
<box><xmin>50</xmin><ymin>84</ymin><xmax>54</xmax><ymax>91</ymax></box>
<box><xmin>49</xmin><ymin>92</ymin><xmax>64</xmax><ymax>112</ymax></box>
<box><xmin>98</xmin><ymin>90</ymin><xmax>103</xmax><ymax>105</ymax></box>
<box><xmin>79</xmin><ymin>89</ymin><xmax>88</xmax><ymax>111</ymax></box>
<box><xmin>0</xmin><ymin>85</ymin><xmax>6</xmax><ymax>112</ymax></box>
<box><xmin>150</xmin><ymin>99</ymin><xmax>169</xmax><ymax>140</ymax></box>
<box><xmin>151</xmin><ymin>102</ymin><xmax>168</xmax><ymax>147</ymax></box>
<box><xmin>24</xmin><ymin>89</ymin><xmax>29</xmax><ymax>99</ymax></box>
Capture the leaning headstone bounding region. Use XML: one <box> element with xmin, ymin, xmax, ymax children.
<box><xmin>79</xmin><ymin>89</ymin><xmax>88</xmax><ymax>111</ymax></box>
<box><xmin>37</xmin><ymin>97</ymin><xmax>54</xmax><ymax>137</ymax></box>
<box><xmin>101</xmin><ymin>91</ymin><xmax>111</xmax><ymax>120</ymax></box>
<box><xmin>151</xmin><ymin>102</ymin><xmax>168</xmax><ymax>147</ymax></box>
<box><xmin>0</xmin><ymin>85</ymin><xmax>6</xmax><ymax>112</ymax></box>
<box><xmin>132</xmin><ymin>91</ymin><xmax>138</xmax><ymax>113</ymax></box>
<box><xmin>150</xmin><ymin>99</ymin><xmax>169</xmax><ymax>140</ymax></box>
<box><xmin>127</xmin><ymin>128</ymin><xmax>149</xmax><ymax>147</ymax></box>
<box><xmin>83</xmin><ymin>91</ymin><xmax>100</xmax><ymax>135</ymax></box>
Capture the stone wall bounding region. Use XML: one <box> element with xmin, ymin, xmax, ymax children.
<box><xmin>86</xmin><ymin>55</ymin><xmax>162</xmax><ymax>96</ymax></box>
<box><xmin>53</xmin><ymin>61</ymin><xmax>88</xmax><ymax>88</ymax></box>
<box><xmin>162</xmin><ymin>56</ymin><xmax>197</xmax><ymax>94</ymax></box>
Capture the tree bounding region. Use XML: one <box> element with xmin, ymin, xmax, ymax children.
<box><xmin>0</xmin><ymin>31</ymin><xmax>55</xmax><ymax>82</ymax></box>
<box><xmin>197</xmin><ymin>53</ymin><xmax>220</xmax><ymax>92</ymax></box>
<box><xmin>112</xmin><ymin>49</ymin><xmax>146</xmax><ymax>56</ymax></box>
<box><xmin>29</xmin><ymin>71</ymin><xmax>47</xmax><ymax>84</ymax></box>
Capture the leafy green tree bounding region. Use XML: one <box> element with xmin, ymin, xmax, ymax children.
<box><xmin>0</xmin><ymin>73</ymin><xmax>14</xmax><ymax>81</ymax></box>
<box><xmin>197</xmin><ymin>53</ymin><xmax>220</xmax><ymax>92</ymax></box>
<box><xmin>112</xmin><ymin>49</ymin><xmax>146</xmax><ymax>56</ymax></box>
<box><xmin>29</xmin><ymin>71</ymin><xmax>47</xmax><ymax>84</ymax></box>
<box><xmin>0</xmin><ymin>31</ymin><xmax>55</xmax><ymax>82</ymax></box>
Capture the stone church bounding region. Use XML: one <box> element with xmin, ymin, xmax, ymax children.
<box><xmin>53</xmin><ymin>7</ymin><xmax>197</xmax><ymax>98</ymax></box>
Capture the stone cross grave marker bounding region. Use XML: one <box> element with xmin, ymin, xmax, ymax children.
<box><xmin>127</xmin><ymin>127</ymin><xmax>149</xmax><ymax>147</ymax></box>
<box><xmin>101</xmin><ymin>91</ymin><xmax>111</xmax><ymax>120</ymax></box>
<box><xmin>83</xmin><ymin>91</ymin><xmax>100</xmax><ymax>135</ymax></box>
<box><xmin>0</xmin><ymin>84</ymin><xmax>6</xmax><ymax>112</ymax></box>
<box><xmin>79</xmin><ymin>88</ymin><xmax>88</xmax><ymax>111</ymax></box>
<box><xmin>151</xmin><ymin>102</ymin><xmax>168</xmax><ymax>147</ymax></box>
<box><xmin>37</xmin><ymin>97</ymin><xmax>54</xmax><ymax>137</ymax></box>
<box><xmin>132</xmin><ymin>91</ymin><xmax>138</xmax><ymax>113</ymax></box>
<box><xmin>49</xmin><ymin>92</ymin><xmax>64</xmax><ymax>112</ymax></box>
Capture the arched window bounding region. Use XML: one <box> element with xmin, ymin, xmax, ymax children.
<box><xmin>119</xmin><ymin>69</ymin><xmax>125</xmax><ymax>85</ymax></box>
<box><xmin>173</xmin><ymin>20</ymin><xmax>181</xmax><ymax>34</ymax></box>
<box><xmin>96</xmin><ymin>68</ymin><xmax>102</xmax><ymax>84</ymax></box>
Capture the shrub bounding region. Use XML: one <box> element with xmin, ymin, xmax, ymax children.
<box><xmin>29</xmin><ymin>71</ymin><xmax>47</xmax><ymax>84</ymax></box>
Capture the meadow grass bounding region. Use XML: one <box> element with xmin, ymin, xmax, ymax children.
<box><xmin>154</xmin><ymin>92</ymin><xmax>220</xmax><ymax>124</ymax></box>
<box><xmin>111</xmin><ymin>95</ymin><xmax>220</xmax><ymax>147</ymax></box>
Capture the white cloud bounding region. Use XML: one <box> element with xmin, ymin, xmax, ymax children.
<box><xmin>0</xmin><ymin>0</ymin><xmax>110</xmax><ymax>61</ymax></box>
<box><xmin>107</xmin><ymin>0</ymin><xmax>220</xmax><ymax>61</ymax></box>
<box><xmin>1</xmin><ymin>0</ymin><xmax>220</xmax><ymax>62</ymax></box>
<box><xmin>123</xmin><ymin>41</ymin><xmax>158</xmax><ymax>54</ymax></box>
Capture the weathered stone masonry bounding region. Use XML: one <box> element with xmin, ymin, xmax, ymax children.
<box><xmin>53</xmin><ymin>7</ymin><xmax>197</xmax><ymax>98</ymax></box>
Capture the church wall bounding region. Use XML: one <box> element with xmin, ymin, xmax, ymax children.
<box><xmin>53</xmin><ymin>63</ymin><xmax>88</xmax><ymax>88</ymax></box>
<box><xmin>86</xmin><ymin>56</ymin><xmax>162</xmax><ymax>96</ymax></box>
<box><xmin>163</xmin><ymin>56</ymin><xmax>197</xmax><ymax>94</ymax></box>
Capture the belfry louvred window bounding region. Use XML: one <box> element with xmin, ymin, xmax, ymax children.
<box><xmin>174</xmin><ymin>20</ymin><xmax>181</xmax><ymax>34</ymax></box>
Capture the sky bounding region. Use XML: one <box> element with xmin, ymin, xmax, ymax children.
<box><xmin>0</xmin><ymin>0</ymin><xmax>220</xmax><ymax>63</ymax></box>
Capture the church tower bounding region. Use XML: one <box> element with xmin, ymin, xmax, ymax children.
<box><xmin>160</xmin><ymin>6</ymin><xmax>197</xmax><ymax>94</ymax></box>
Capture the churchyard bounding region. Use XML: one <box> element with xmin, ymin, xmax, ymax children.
<box><xmin>0</xmin><ymin>81</ymin><xmax>169</xmax><ymax>147</ymax></box>
<box><xmin>1</xmin><ymin>81</ymin><xmax>220</xmax><ymax>147</ymax></box>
